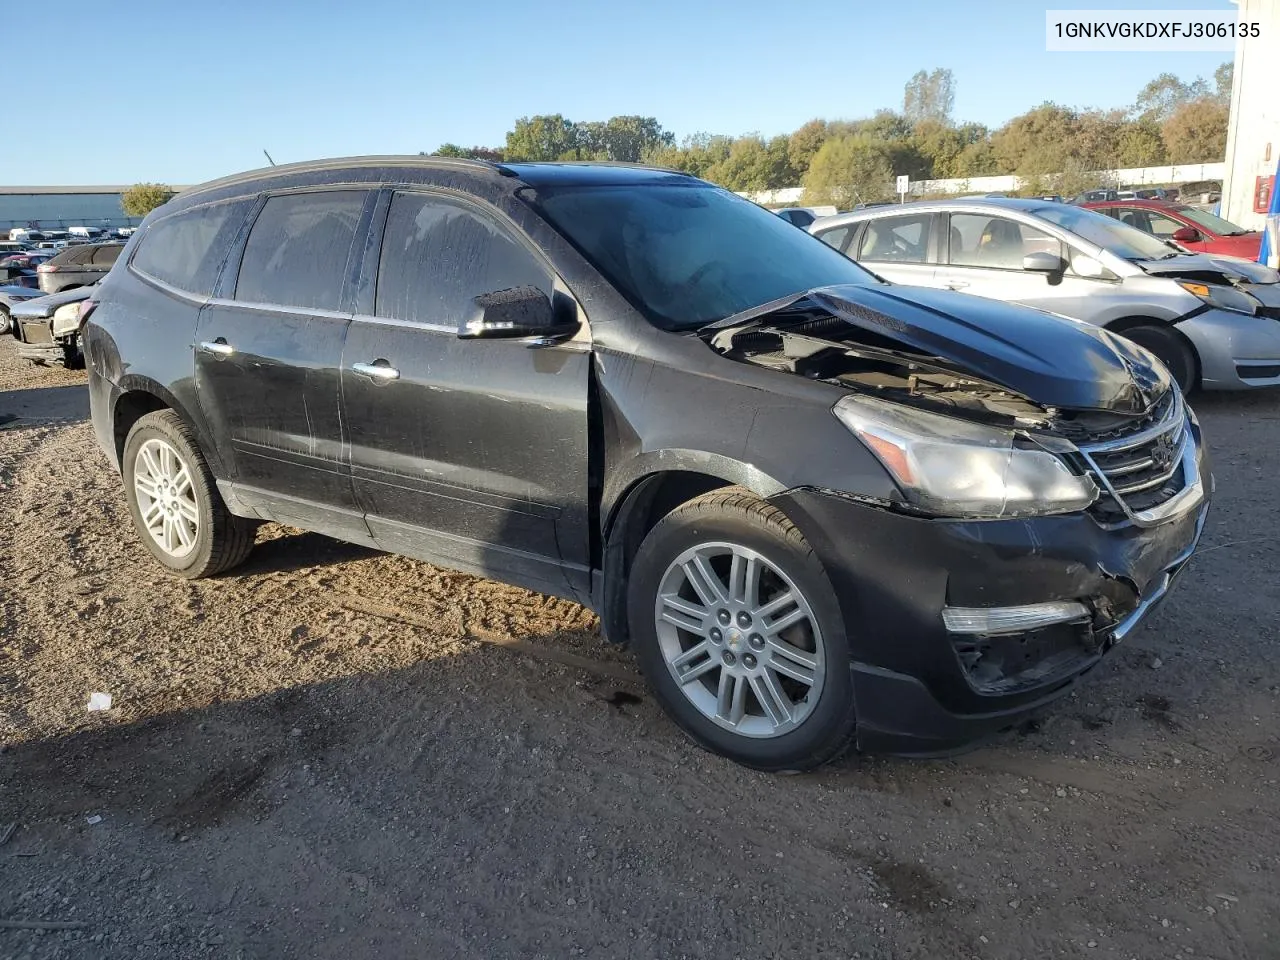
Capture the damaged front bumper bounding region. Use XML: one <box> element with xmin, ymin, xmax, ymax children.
<box><xmin>773</xmin><ymin>438</ymin><xmax>1211</xmax><ymax>755</ymax></box>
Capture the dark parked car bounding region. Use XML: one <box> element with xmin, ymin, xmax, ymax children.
<box><xmin>36</xmin><ymin>240</ymin><xmax>123</xmax><ymax>294</ymax></box>
<box><xmin>0</xmin><ymin>250</ymin><xmax>56</xmax><ymax>269</ymax></box>
<box><xmin>83</xmin><ymin>158</ymin><xmax>1209</xmax><ymax>770</ymax></box>
<box><xmin>9</xmin><ymin>285</ymin><xmax>93</xmax><ymax>366</ymax></box>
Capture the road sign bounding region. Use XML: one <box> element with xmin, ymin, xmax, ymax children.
<box><xmin>896</xmin><ymin>175</ymin><xmax>910</xmax><ymax>195</ymax></box>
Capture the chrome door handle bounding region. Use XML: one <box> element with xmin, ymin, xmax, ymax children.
<box><xmin>199</xmin><ymin>339</ymin><xmax>234</xmax><ymax>356</ymax></box>
<box><xmin>352</xmin><ymin>361</ymin><xmax>400</xmax><ymax>381</ymax></box>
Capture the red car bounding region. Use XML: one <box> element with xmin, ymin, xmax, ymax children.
<box><xmin>1082</xmin><ymin>198</ymin><xmax>1262</xmax><ymax>260</ymax></box>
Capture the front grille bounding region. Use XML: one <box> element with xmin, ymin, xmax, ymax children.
<box><xmin>1077</xmin><ymin>390</ymin><xmax>1188</xmax><ymax>521</ymax></box>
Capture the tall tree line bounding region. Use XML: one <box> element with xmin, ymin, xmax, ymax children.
<box><xmin>425</xmin><ymin>63</ymin><xmax>1233</xmax><ymax>204</ymax></box>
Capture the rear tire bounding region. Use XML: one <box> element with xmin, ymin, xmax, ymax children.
<box><xmin>626</xmin><ymin>489</ymin><xmax>857</xmax><ymax>772</ymax></box>
<box><xmin>122</xmin><ymin>410</ymin><xmax>256</xmax><ymax>578</ymax></box>
<box><xmin>0</xmin><ymin>305</ymin><xmax>10</xmax><ymax>336</ymax></box>
<box><xmin>1118</xmin><ymin>325</ymin><xmax>1197</xmax><ymax>394</ymax></box>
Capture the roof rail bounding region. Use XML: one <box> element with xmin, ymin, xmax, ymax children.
<box><xmin>180</xmin><ymin>154</ymin><xmax>506</xmax><ymax>198</ymax></box>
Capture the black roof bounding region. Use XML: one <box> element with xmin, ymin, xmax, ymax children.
<box><xmin>174</xmin><ymin>156</ymin><xmax>695</xmax><ymax>211</ymax></box>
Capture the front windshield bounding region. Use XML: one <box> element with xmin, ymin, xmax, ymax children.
<box><xmin>1176</xmin><ymin>206</ymin><xmax>1252</xmax><ymax>236</ymax></box>
<box><xmin>526</xmin><ymin>182</ymin><xmax>877</xmax><ymax>330</ymax></box>
<box><xmin>1032</xmin><ymin>203</ymin><xmax>1176</xmax><ymax>261</ymax></box>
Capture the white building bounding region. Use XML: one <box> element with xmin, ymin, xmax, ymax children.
<box><xmin>1222</xmin><ymin>0</ymin><xmax>1280</xmax><ymax>238</ymax></box>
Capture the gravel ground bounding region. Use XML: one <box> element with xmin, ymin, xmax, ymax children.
<box><xmin>0</xmin><ymin>338</ymin><xmax>1276</xmax><ymax>960</ymax></box>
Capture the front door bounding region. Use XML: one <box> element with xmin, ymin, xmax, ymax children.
<box><xmin>194</xmin><ymin>189</ymin><xmax>373</xmax><ymax>535</ymax></box>
<box><xmin>341</xmin><ymin>190</ymin><xmax>592</xmax><ymax>601</ymax></box>
<box><xmin>935</xmin><ymin>212</ymin><xmax>1104</xmax><ymax>317</ymax></box>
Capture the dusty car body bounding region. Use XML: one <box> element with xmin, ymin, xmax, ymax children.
<box><xmin>36</xmin><ymin>241</ymin><xmax>123</xmax><ymax>294</ymax></box>
<box><xmin>83</xmin><ymin>159</ymin><xmax>1209</xmax><ymax>769</ymax></box>
<box><xmin>811</xmin><ymin>198</ymin><xmax>1280</xmax><ymax>393</ymax></box>
<box><xmin>10</xmin><ymin>285</ymin><xmax>92</xmax><ymax>366</ymax></box>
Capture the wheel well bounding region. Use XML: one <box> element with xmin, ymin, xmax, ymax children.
<box><xmin>1103</xmin><ymin>316</ymin><xmax>1201</xmax><ymax>385</ymax></box>
<box><xmin>599</xmin><ymin>471</ymin><xmax>738</xmax><ymax>646</ymax></box>
<box><xmin>112</xmin><ymin>390</ymin><xmax>168</xmax><ymax>467</ymax></box>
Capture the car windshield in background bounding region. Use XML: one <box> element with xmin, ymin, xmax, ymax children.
<box><xmin>1033</xmin><ymin>203</ymin><xmax>1175</xmax><ymax>261</ymax></box>
<box><xmin>527</xmin><ymin>183</ymin><xmax>877</xmax><ymax>330</ymax></box>
<box><xmin>1177</xmin><ymin>206</ymin><xmax>1252</xmax><ymax>236</ymax></box>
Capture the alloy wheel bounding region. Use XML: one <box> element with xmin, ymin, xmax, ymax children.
<box><xmin>654</xmin><ymin>541</ymin><xmax>825</xmax><ymax>739</ymax></box>
<box><xmin>133</xmin><ymin>438</ymin><xmax>199</xmax><ymax>558</ymax></box>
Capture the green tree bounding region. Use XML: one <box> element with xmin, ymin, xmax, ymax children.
<box><xmin>802</xmin><ymin>135</ymin><xmax>897</xmax><ymax>207</ymax></box>
<box><xmin>1162</xmin><ymin>98</ymin><xmax>1229</xmax><ymax>163</ymax></box>
<box><xmin>1115</xmin><ymin>117</ymin><xmax>1168</xmax><ymax>167</ymax></box>
<box><xmin>505</xmin><ymin>114</ymin><xmax>580</xmax><ymax>161</ymax></box>
<box><xmin>990</xmin><ymin>103</ymin><xmax>1081</xmax><ymax>176</ymax></box>
<box><xmin>429</xmin><ymin>144</ymin><xmax>506</xmax><ymax>161</ymax></box>
<box><xmin>903</xmin><ymin>68</ymin><xmax>956</xmax><ymax>126</ymax></box>
<box><xmin>121</xmin><ymin>183</ymin><xmax>175</xmax><ymax>218</ymax></box>
<box><xmin>1213</xmin><ymin>61</ymin><xmax>1233</xmax><ymax>105</ymax></box>
<box><xmin>1134</xmin><ymin>72</ymin><xmax>1207</xmax><ymax>122</ymax></box>
<box><xmin>950</xmin><ymin>138</ymin><xmax>999</xmax><ymax>177</ymax></box>
<box><xmin>787</xmin><ymin>119</ymin><xmax>830</xmax><ymax>180</ymax></box>
<box><xmin>593</xmin><ymin>115</ymin><xmax>674</xmax><ymax>162</ymax></box>
<box><xmin>912</xmin><ymin>120</ymin><xmax>988</xmax><ymax>178</ymax></box>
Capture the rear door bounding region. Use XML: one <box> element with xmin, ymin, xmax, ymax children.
<box><xmin>340</xmin><ymin>189</ymin><xmax>592</xmax><ymax>601</ymax></box>
<box><xmin>193</xmin><ymin>189</ymin><xmax>374</xmax><ymax>536</ymax></box>
<box><xmin>848</xmin><ymin>212</ymin><xmax>940</xmax><ymax>288</ymax></box>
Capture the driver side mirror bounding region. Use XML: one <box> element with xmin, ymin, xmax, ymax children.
<box><xmin>459</xmin><ymin>286</ymin><xmax>577</xmax><ymax>340</ymax></box>
<box><xmin>1022</xmin><ymin>251</ymin><xmax>1065</xmax><ymax>274</ymax></box>
<box><xmin>1172</xmin><ymin>226</ymin><xmax>1202</xmax><ymax>243</ymax></box>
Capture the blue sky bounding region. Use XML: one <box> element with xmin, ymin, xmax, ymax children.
<box><xmin>2</xmin><ymin>0</ymin><xmax>1233</xmax><ymax>185</ymax></box>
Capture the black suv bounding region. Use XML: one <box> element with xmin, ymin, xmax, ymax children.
<box><xmin>83</xmin><ymin>158</ymin><xmax>1210</xmax><ymax>770</ymax></box>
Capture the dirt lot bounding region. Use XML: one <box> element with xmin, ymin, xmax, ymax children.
<box><xmin>0</xmin><ymin>339</ymin><xmax>1276</xmax><ymax>960</ymax></box>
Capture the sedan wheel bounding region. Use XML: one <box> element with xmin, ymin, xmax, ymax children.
<box><xmin>133</xmin><ymin>438</ymin><xmax>200</xmax><ymax>558</ymax></box>
<box><xmin>655</xmin><ymin>542</ymin><xmax>825</xmax><ymax>738</ymax></box>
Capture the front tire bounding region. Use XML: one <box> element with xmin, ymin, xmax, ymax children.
<box><xmin>1119</xmin><ymin>325</ymin><xmax>1197</xmax><ymax>393</ymax></box>
<box><xmin>122</xmin><ymin>410</ymin><xmax>256</xmax><ymax>578</ymax></box>
<box><xmin>627</xmin><ymin>489</ymin><xmax>856</xmax><ymax>772</ymax></box>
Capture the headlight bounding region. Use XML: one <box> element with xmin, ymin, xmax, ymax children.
<box><xmin>833</xmin><ymin>395</ymin><xmax>1098</xmax><ymax>519</ymax></box>
<box><xmin>1177</xmin><ymin>280</ymin><xmax>1261</xmax><ymax>316</ymax></box>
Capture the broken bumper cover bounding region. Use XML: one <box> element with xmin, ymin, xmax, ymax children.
<box><xmin>773</xmin><ymin>444</ymin><xmax>1210</xmax><ymax>755</ymax></box>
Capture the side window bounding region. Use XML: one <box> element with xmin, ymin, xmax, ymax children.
<box><xmin>857</xmin><ymin>214</ymin><xmax>932</xmax><ymax>263</ymax></box>
<box><xmin>814</xmin><ymin>225</ymin><xmax>851</xmax><ymax>253</ymax></box>
<box><xmin>90</xmin><ymin>244</ymin><xmax>122</xmax><ymax>266</ymax></box>
<box><xmin>132</xmin><ymin>199</ymin><xmax>255</xmax><ymax>296</ymax></box>
<box><xmin>949</xmin><ymin>214</ymin><xmax>1062</xmax><ymax>270</ymax></box>
<box><xmin>235</xmin><ymin>191</ymin><xmax>366</xmax><ymax>311</ymax></box>
<box><xmin>1144</xmin><ymin>212</ymin><xmax>1184</xmax><ymax>240</ymax></box>
<box><xmin>375</xmin><ymin>193</ymin><xmax>552</xmax><ymax>325</ymax></box>
<box><xmin>1095</xmin><ymin>206</ymin><xmax>1120</xmax><ymax>220</ymax></box>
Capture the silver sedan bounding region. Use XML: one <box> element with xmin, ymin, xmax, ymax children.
<box><xmin>810</xmin><ymin>198</ymin><xmax>1280</xmax><ymax>392</ymax></box>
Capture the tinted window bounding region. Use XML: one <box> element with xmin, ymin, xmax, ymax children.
<box><xmin>814</xmin><ymin>225</ymin><xmax>852</xmax><ymax>252</ymax></box>
<box><xmin>375</xmin><ymin>193</ymin><xmax>551</xmax><ymax>325</ymax></box>
<box><xmin>133</xmin><ymin>199</ymin><xmax>255</xmax><ymax>296</ymax></box>
<box><xmin>90</xmin><ymin>244</ymin><xmax>123</xmax><ymax>266</ymax></box>
<box><xmin>949</xmin><ymin>214</ymin><xmax>1062</xmax><ymax>269</ymax></box>
<box><xmin>529</xmin><ymin>183</ymin><xmax>877</xmax><ymax>330</ymax></box>
<box><xmin>235</xmin><ymin>191</ymin><xmax>366</xmax><ymax>311</ymax></box>
<box><xmin>858</xmin><ymin>214</ymin><xmax>932</xmax><ymax>263</ymax></box>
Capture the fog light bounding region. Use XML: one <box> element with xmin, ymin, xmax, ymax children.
<box><xmin>942</xmin><ymin>600</ymin><xmax>1090</xmax><ymax>636</ymax></box>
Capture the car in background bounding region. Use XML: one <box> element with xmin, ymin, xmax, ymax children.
<box><xmin>9</xmin><ymin>285</ymin><xmax>92</xmax><ymax>366</ymax></box>
<box><xmin>0</xmin><ymin>265</ymin><xmax>38</xmax><ymax>289</ymax></box>
<box><xmin>774</xmin><ymin>206</ymin><xmax>837</xmax><ymax>228</ymax></box>
<box><xmin>1083</xmin><ymin>199</ymin><xmax>1263</xmax><ymax>261</ymax></box>
<box><xmin>810</xmin><ymin>197</ymin><xmax>1280</xmax><ymax>392</ymax></box>
<box><xmin>0</xmin><ymin>250</ymin><xmax>56</xmax><ymax>269</ymax></box>
<box><xmin>1073</xmin><ymin>189</ymin><xmax>1120</xmax><ymax>204</ymax></box>
<box><xmin>35</xmin><ymin>241</ymin><xmax>123</xmax><ymax>294</ymax></box>
<box><xmin>0</xmin><ymin>283</ymin><xmax>46</xmax><ymax>334</ymax></box>
<box><xmin>0</xmin><ymin>241</ymin><xmax>33</xmax><ymax>258</ymax></box>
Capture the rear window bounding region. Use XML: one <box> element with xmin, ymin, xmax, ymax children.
<box><xmin>132</xmin><ymin>199</ymin><xmax>254</xmax><ymax>296</ymax></box>
<box><xmin>234</xmin><ymin>191</ymin><xmax>366</xmax><ymax>311</ymax></box>
<box><xmin>90</xmin><ymin>244</ymin><xmax>123</xmax><ymax>266</ymax></box>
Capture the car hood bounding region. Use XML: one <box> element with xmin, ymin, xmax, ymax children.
<box><xmin>706</xmin><ymin>284</ymin><xmax>1164</xmax><ymax>414</ymax></box>
<box><xmin>11</xmin><ymin>284</ymin><xmax>93</xmax><ymax>319</ymax></box>
<box><xmin>1138</xmin><ymin>252</ymin><xmax>1279</xmax><ymax>284</ymax></box>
